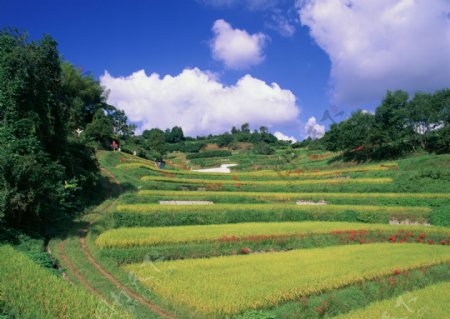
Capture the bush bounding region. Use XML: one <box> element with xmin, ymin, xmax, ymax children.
<box><xmin>186</xmin><ymin>150</ymin><xmax>232</xmax><ymax>159</ymax></box>
<box><xmin>253</xmin><ymin>142</ymin><xmax>275</xmax><ymax>155</ymax></box>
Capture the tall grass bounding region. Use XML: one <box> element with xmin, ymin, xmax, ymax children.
<box><xmin>0</xmin><ymin>245</ymin><xmax>129</xmax><ymax>319</ymax></box>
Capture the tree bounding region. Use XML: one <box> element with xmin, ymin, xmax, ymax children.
<box><xmin>0</xmin><ymin>29</ymin><xmax>100</xmax><ymax>234</ymax></box>
<box><xmin>217</xmin><ymin>133</ymin><xmax>234</xmax><ymax>147</ymax></box>
<box><xmin>166</xmin><ymin>126</ymin><xmax>185</xmax><ymax>143</ymax></box>
<box><xmin>83</xmin><ymin>109</ymin><xmax>114</xmax><ymax>148</ymax></box>
<box><xmin>143</xmin><ymin>128</ymin><xmax>166</xmax><ymax>159</ymax></box>
<box><xmin>241</xmin><ymin>123</ymin><xmax>250</xmax><ymax>134</ymax></box>
<box><xmin>259</xmin><ymin>126</ymin><xmax>269</xmax><ymax>134</ymax></box>
<box><xmin>61</xmin><ymin>62</ymin><xmax>105</xmax><ymax>132</ymax></box>
<box><xmin>107</xmin><ymin>108</ymin><xmax>136</xmax><ymax>139</ymax></box>
<box><xmin>370</xmin><ymin>90</ymin><xmax>412</xmax><ymax>157</ymax></box>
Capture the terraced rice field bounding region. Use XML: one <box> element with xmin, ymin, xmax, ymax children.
<box><xmin>123</xmin><ymin>244</ymin><xmax>450</xmax><ymax>317</ymax></box>
<box><xmin>86</xmin><ymin>152</ymin><xmax>450</xmax><ymax>318</ymax></box>
<box><xmin>96</xmin><ymin>222</ymin><xmax>449</xmax><ymax>248</ymax></box>
<box><xmin>334</xmin><ymin>281</ymin><xmax>450</xmax><ymax>319</ymax></box>
<box><xmin>140</xmin><ymin>175</ymin><xmax>394</xmax><ymax>185</ymax></box>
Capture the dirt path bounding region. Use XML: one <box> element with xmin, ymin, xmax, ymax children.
<box><xmin>58</xmin><ymin>166</ymin><xmax>176</xmax><ymax>319</ymax></box>
<box><xmin>56</xmin><ymin>240</ymin><xmax>104</xmax><ymax>299</ymax></box>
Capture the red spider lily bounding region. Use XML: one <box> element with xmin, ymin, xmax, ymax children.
<box><xmin>419</xmin><ymin>233</ymin><xmax>426</xmax><ymax>239</ymax></box>
<box><xmin>359</xmin><ymin>240</ymin><xmax>364</xmax><ymax>244</ymax></box>
<box><xmin>240</xmin><ymin>247</ymin><xmax>252</xmax><ymax>255</ymax></box>
<box><xmin>393</xmin><ymin>269</ymin><xmax>402</xmax><ymax>275</ymax></box>
<box><xmin>428</xmin><ymin>239</ymin><xmax>434</xmax><ymax>245</ymax></box>
<box><xmin>440</xmin><ymin>240</ymin><xmax>447</xmax><ymax>245</ymax></box>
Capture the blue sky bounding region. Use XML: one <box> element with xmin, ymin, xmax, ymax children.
<box><xmin>2</xmin><ymin>0</ymin><xmax>450</xmax><ymax>140</ymax></box>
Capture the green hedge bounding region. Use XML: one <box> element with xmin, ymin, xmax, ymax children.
<box><xmin>186</xmin><ymin>150</ymin><xmax>232</xmax><ymax>159</ymax></box>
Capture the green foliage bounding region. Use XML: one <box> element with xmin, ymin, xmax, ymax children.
<box><xmin>83</xmin><ymin>108</ymin><xmax>114</xmax><ymax>148</ymax></box>
<box><xmin>0</xmin><ymin>30</ymin><xmax>100</xmax><ymax>234</ymax></box>
<box><xmin>165</xmin><ymin>126</ymin><xmax>185</xmax><ymax>143</ymax></box>
<box><xmin>186</xmin><ymin>150</ymin><xmax>232</xmax><ymax>159</ymax></box>
<box><xmin>252</xmin><ymin>142</ymin><xmax>275</xmax><ymax>155</ymax></box>
<box><xmin>60</xmin><ymin>62</ymin><xmax>105</xmax><ymax>131</ymax></box>
<box><xmin>142</xmin><ymin>128</ymin><xmax>166</xmax><ymax>159</ymax></box>
<box><xmin>323</xmin><ymin>89</ymin><xmax>450</xmax><ymax>160</ymax></box>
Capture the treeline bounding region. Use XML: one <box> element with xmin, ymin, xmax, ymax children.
<box><xmin>121</xmin><ymin>123</ymin><xmax>285</xmax><ymax>160</ymax></box>
<box><xmin>322</xmin><ymin>90</ymin><xmax>449</xmax><ymax>160</ymax></box>
<box><xmin>0</xmin><ymin>30</ymin><xmax>134</xmax><ymax>236</ymax></box>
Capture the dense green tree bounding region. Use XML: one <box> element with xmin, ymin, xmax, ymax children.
<box><xmin>241</xmin><ymin>123</ymin><xmax>250</xmax><ymax>134</ymax></box>
<box><xmin>217</xmin><ymin>132</ymin><xmax>234</xmax><ymax>147</ymax></box>
<box><xmin>322</xmin><ymin>89</ymin><xmax>450</xmax><ymax>159</ymax></box>
<box><xmin>61</xmin><ymin>62</ymin><xmax>105</xmax><ymax>132</ymax></box>
<box><xmin>142</xmin><ymin>128</ymin><xmax>166</xmax><ymax>159</ymax></box>
<box><xmin>165</xmin><ymin>126</ymin><xmax>185</xmax><ymax>143</ymax></box>
<box><xmin>0</xmin><ymin>30</ymin><xmax>100</xmax><ymax>234</ymax></box>
<box><xmin>83</xmin><ymin>109</ymin><xmax>114</xmax><ymax>148</ymax></box>
<box><xmin>107</xmin><ymin>108</ymin><xmax>136</xmax><ymax>140</ymax></box>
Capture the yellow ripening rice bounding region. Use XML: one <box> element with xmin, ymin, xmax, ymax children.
<box><xmin>334</xmin><ymin>281</ymin><xmax>450</xmax><ymax>319</ymax></box>
<box><xmin>115</xmin><ymin>203</ymin><xmax>431</xmax><ymax>214</ymax></box>
<box><xmin>140</xmin><ymin>175</ymin><xmax>393</xmax><ymax>185</ymax></box>
<box><xmin>96</xmin><ymin>221</ymin><xmax>448</xmax><ymax>248</ymax></box>
<box><xmin>123</xmin><ymin>243</ymin><xmax>450</xmax><ymax>317</ymax></box>
<box><xmin>137</xmin><ymin>189</ymin><xmax>450</xmax><ymax>200</ymax></box>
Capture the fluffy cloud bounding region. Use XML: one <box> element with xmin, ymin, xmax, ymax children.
<box><xmin>303</xmin><ymin>116</ymin><xmax>325</xmax><ymax>139</ymax></box>
<box><xmin>274</xmin><ymin>131</ymin><xmax>297</xmax><ymax>143</ymax></box>
<box><xmin>298</xmin><ymin>0</ymin><xmax>450</xmax><ymax>106</ymax></box>
<box><xmin>100</xmin><ymin>68</ymin><xmax>299</xmax><ymax>136</ymax></box>
<box><xmin>211</xmin><ymin>19</ymin><xmax>268</xmax><ymax>69</ymax></box>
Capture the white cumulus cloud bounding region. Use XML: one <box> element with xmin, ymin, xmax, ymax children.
<box><xmin>303</xmin><ymin>116</ymin><xmax>325</xmax><ymax>139</ymax></box>
<box><xmin>298</xmin><ymin>0</ymin><xmax>450</xmax><ymax>106</ymax></box>
<box><xmin>211</xmin><ymin>19</ymin><xmax>268</xmax><ymax>69</ymax></box>
<box><xmin>100</xmin><ymin>68</ymin><xmax>300</xmax><ymax>136</ymax></box>
<box><xmin>274</xmin><ymin>131</ymin><xmax>297</xmax><ymax>143</ymax></box>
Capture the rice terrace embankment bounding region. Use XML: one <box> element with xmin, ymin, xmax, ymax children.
<box><xmin>43</xmin><ymin>150</ymin><xmax>450</xmax><ymax>319</ymax></box>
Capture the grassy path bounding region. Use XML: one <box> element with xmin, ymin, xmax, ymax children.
<box><xmin>56</xmin><ymin>167</ymin><xmax>176</xmax><ymax>319</ymax></box>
